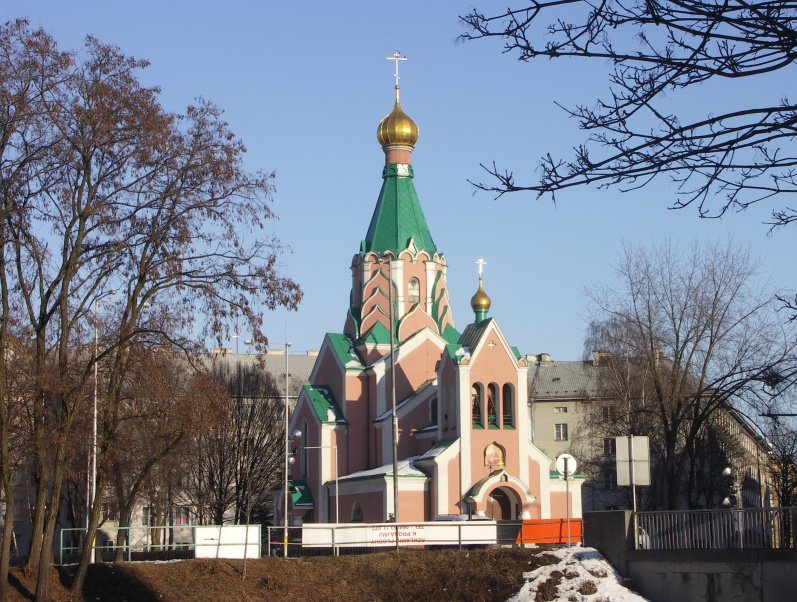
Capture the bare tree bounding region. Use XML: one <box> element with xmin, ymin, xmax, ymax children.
<box><xmin>101</xmin><ymin>351</ymin><xmax>217</xmax><ymax>563</ymax></box>
<box><xmin>460</xmin><ymin>2</ymin><xmax>797</xmax><ymax>229</ymax></box>
<box><xmin>585</xmin><ymin>239</ymin><xmax>797</xmax><ymax>509</ymax></box>
<box><xmin>0</xmin><ymin>21</ymin><xmax>301</xmax><ymax>599</ymax></box>
<box><xmin>183</xmin><ymin>361</ymin><xmax>285</xmax><ymax>527</ymax></box>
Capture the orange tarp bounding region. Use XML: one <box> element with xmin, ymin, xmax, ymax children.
<box><xmin>515</xmin><ymin>518</ymin><xmax>583</xmax><ymax>545</ymax></box>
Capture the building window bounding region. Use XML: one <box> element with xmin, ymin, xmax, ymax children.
<box><xmin>603</xmin><ymin>438</ymin><xmax>616</xmax><ymax>457</ymax></box>
<box><xmin>601</xmin><ymin>406</ymin><xmax>614</xmax><ymax>420</ymax></box>
<box><xmin>471</xmin><ymin>384</ymin><xmax>483</xmax><ymax>427</ymax></box>
<box><xmin>554</xmin><ymin>406</ymin><xmax>568</xmax><ymax>413</ymax></box>
<box><xmin>487</xmin><ymin>383</ymin><xmax>499</xmax><ymax>427</ymax></box>
<box><xmin>172</xmin><ymin>506</ymin><xmax>190</xmax><ymax>526</ymax></box>
<box><xmin>430</xmin><ymin>398</ymin><xmax>438</xmax><ymax>424</ymax></box>
<box><xmin>555</xmin><ymin>423</ymin><xmax>568</xmax><ymax>441</ymax></box>
<box><xmin>101</xmin><ymin>503</ymin><xmax>118</xmax><ymax>522</ymax></box>
<box><xmin>603</xmin><ymin>469</ymin><xmax>617</xmax><ymax>490</ymax></box>
<box><xmin>407</xmin><ymin>277</ymin><xmax>420</xmax><ymax>304</ymax></box>
<box><xmin>351</xmin><ymin>502</ymin><xmax>363</xmax><ymax>522</ymax></box>
<box><xmin>502</xmin><ymin>384</ymin><xmax>514</xmax><ymax>427</ymax></box>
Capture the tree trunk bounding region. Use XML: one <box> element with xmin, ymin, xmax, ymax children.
<box><xmin>26</xmin><ymin>335</ymin><xmax>49</xmax><ymax>575</ymax></box>
<box><xmin>114</xmin><ymin>504</ymin><xmax>134</xmax><ymax>563</ymax></box>
<box><xmin>34</xmin><ymin>439</ymin><xmax>68</xmax><ymax>602</ymax></box>
<box><xmin>70</xmin><ymin>470</ymin><xmax>107</xmax><ymax>595</ymax></box>
<box><xmin>0</xmin><ymin>475</ymin><xmax>14</xmax><ymax>600</ymax></box>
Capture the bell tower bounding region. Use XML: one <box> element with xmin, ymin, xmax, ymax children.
<box><xmin>343</xmin><ymin>59</ymin><xmax>457</xmax><ymax>355</ymax></box>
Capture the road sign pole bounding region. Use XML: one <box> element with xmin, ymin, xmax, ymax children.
<box><xmin>629</xmin><ymin>436</ymin><xmax>639</xmax><ymax>550</ymax></box>
<box><xmin>565</xmin><ymin>457</ymin><xmax>571</xmax><ymax>548</ymax></box>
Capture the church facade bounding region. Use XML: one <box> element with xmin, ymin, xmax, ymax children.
<box><xmin>285</xmin><ymin>83</ymin><xmax>581</xmax><ymax>525</ymax></box>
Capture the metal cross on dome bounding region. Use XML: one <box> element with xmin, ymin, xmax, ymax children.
<box><xmin>476</xmin><ymin>258</ymin><xmax>487</xmax><ymax>277</ymax></box>
<box><xmin>386</xmin><ymin>51</ymin><xmax>407</xmax><ymax>86</ymax></box>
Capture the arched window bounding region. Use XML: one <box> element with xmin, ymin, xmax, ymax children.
<box><xmin>407</xmin><ymin>277</ymin><xmax>421</xmax><ymax>304</ymax></box>
<box><xmin>351</xmin><ymin>502</ymin><xmax>363</xmax><ymax>522</ymax></box>
<box><xmin>487</xmin><ymin>383</ymin><xmax>499</xmax><ymax>428</ymax></box>
<box><xmin>471</xmin><ymin>384</ymin><xmax>483</xmax><ymax>427</ymax></box>
<box><xmin>502</xmin><ymin>384</ymin><xmax>514</xmax><ymax>427</ymax></box>
<box><xmin>430</xmin><ymin>398</ymin><xmax>438</xmax><ymax>424</ymax></box>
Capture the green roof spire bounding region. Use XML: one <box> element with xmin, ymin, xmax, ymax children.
<box><xmin>362</xmin><ymin>164</ymin><xmax>437</xmax><ymax>255</ymax></box>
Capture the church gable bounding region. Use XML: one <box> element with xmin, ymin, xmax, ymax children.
<box><xmin>460</xmin><ymin>318</ymin><xmax>520</xmax><ymax>373</ymax></box>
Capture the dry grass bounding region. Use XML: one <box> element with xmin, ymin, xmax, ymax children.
<box><xmin>7</xmin><ymin>547</ymin><xmax>559</xmax><ymax>602</ymax></box>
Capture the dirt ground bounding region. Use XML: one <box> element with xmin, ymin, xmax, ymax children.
<box><xmin>6</xmin><ymin>548</ymin><xmax>559</xmax><ymax>602</ymax></box>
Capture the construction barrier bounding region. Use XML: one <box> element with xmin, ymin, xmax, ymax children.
<box><xmin>515</xmin><ymin>518</ymin><xmax>582</xmax><ymax>545</ymax></box>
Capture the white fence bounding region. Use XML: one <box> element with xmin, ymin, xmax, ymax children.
<box><xmin>59</xmin><ymin>524</ymin><xmax>261</xmax><ymax>564</ymax></box>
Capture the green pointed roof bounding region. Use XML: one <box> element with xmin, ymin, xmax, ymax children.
<box><xmin>361</xmin><ymin>164</ymin><xmax>437</xmax><ymax>255</ymax></box>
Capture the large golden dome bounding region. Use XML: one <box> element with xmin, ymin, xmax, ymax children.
<box><xmin>377</xmin><ymin>86</ymin><xmax>419</xmax><ymax>148</ymax></box>
<box><xmin>471</xmin><ymin>278</ymin><xmax>492</xmax><ymax>311</ymax></box>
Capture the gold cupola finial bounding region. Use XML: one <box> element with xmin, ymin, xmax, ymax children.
<box><xmin>471</xmin><ymin>277</ymin><xmax>492</xmax><ymax>311</ymax></box>
<box><xmin>377</xmin><ymin>52</ymin><xmax>419</xmax><ymax>158</ymax></box>
<box><xmin>377</xmin><ymin>86</ymin><xmax>419</xmax><ymax>149</ymax></box>
<box><xmin>471</xmin><ymin>258</ymin><xmax>491</xmax><ymax>321</ymax></box>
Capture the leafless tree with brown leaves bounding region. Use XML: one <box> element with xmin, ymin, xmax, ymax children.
<box><xmin>584</xmin><ymin>239</ymin><xmax>797</xmax><ymax>509</ymax></box>
<box><xmin>0</xmin><ymin>20</ymin><xmax>301</xmax><ymax>600</ymax></box>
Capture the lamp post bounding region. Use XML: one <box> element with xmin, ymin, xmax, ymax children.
<box><xmin>279</xmin><ymin>340</ymin><xmax>291</xmax><ymax>558</ymax></box>
<box><xmin>379</xmin><ymin>253</ymin><xmax>399</xmax><ymax>534</ymax></box>
<box><xmin>90</xmin><ymin>289</ymin><xmax>116</xmax><ymax>563</ymax></box>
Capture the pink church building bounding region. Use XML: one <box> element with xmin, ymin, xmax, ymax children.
<box><xmin>285</xmin><ymin>83</ymin><xmax>582</xmax><ymax>525</ymax></box>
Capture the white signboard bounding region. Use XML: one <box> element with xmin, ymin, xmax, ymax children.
<box><xmin>194</xmin><ymin>524</ymin><xmax>260</xmax><ymax>559</ymax></box>
<box><xmin>615</xmin><ymin>436</ymin><xmax>651</xmax><ymax>486</ymax></box>
<box><xmin>301</xmin><ymin>521</ymin><xmax>498</xmax><ymax>548</ymax></box>
<box><xmin>555</xmin><ymin>454</ymin><xmax>577</xmax><ymax>478</ymax></box>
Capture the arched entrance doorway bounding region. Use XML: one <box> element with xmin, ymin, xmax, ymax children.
<box><xmin>487</xmin><ymin>487</ymin><xmax>519</xmax><ymax>520</ymax></box>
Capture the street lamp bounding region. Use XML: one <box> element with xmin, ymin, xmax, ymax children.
<box><xmin>90</xmin><ymin>289</ymin><xmax>116</xmax><ymax>563</ymax></box>
<box><xmin>379</xmin><ymin>253</ymin><xmax>399</xmax><ymax>532</ymax></box>
<box><xmin>292</xmin><ymin>434</ymin><xmax>339</xmax><ymax>524</ymax></box>
<box><xmin>279</xmin><ymin>340</ymin><xmax>291</xmax><ymax>558</ymax></box>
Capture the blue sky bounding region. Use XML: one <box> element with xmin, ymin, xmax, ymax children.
<box><xmin>5</xmin><ymin>1</ymin><xmax>795</xmax><ymax>361</ymax></box>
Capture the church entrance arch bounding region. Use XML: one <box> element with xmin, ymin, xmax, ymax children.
<box><xmin>487</xmin><ymin>486</ymin><xmax>519</xmax><ymax>520</ymax></box>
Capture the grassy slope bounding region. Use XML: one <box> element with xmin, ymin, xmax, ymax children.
<box><xmin>7</xmin><ymin>548</ymin><xmax>558</xmax><ymax>602</ymax></box>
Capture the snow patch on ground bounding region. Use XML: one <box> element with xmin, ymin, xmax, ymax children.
<box><xmin>508</xmin><ymin>546</ymin><xmax>649</xmax><ymax>602</ymax></box>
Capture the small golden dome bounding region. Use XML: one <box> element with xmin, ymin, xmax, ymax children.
<box><xmin>377</xmin><ymin>86</ymin><xmax>419</xmax><ymax>148</ymax></box>
<box><xmin>471</xmin><ymin>278</ymin><xmax>492</xmax><ymax>311</ymax></box>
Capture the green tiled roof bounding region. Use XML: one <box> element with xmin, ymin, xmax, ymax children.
<box><xmin>289</xmin><ymin>479</ymin><xmax>313</xmax><ymax>506</ymax></box>
<box><xmin>458</xmin><ymin>318</ymin><xmax>493</xmax><ymax>350</ymax></box>
<box><xmin>326</xmin><ymin>332</ymin><xmax>363</xmax><ymax>369</ymax></box>
<box><xmin>362</xmin><ymin>164</ymin><xmax>437</xmax><ymax>255</ymax></box>
<box><xmin>358</xmin><ymin>321</ymin><xmax>391</xmax><ymax>346</ymax></box>
<box><xmin>548</xmin><ymin>470</ymin><xmax>585</xmax><ymax>480</ymax></box>
<box><xmin>511</xmin><ymin>346</ymin><xmax>522</xmax><ymax>361</ymax></box>
<box><xmin>442</xmin><ymin>324</ymin><xmax>461</xmax><ymax>345</ymax></box>
<box><xmin>303</xmin><ymin>384</ymin><xmax>346</xmax><ymax>424</ymax></box>
<box><xmin>445</xmin><ymin>343</ymin><xmax>463</xmax><ymax>360</ymax></box>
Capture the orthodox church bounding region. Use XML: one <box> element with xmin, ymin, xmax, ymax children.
<box><xmin>286</xmin><ymin>80</ymin><xmax>581</xmax><ymax>525</ymax></box>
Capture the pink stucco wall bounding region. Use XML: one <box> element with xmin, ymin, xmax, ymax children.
<box><xmin>399</xmin><ymin>488</ymin><xmax>427</xmax><ymax>522</ymax></box>
<box><xmin>343</xmin><ymin>373</ymin><xmax>368</xmax><ymax>474</ymax></box>
<box><xmin>352</xmin><ymin>491</ymin><xmax>385</xmax><ymax>524</ymax></box>
<box><xmin>550</xmin><ymin>491</ymin><xmax>572</xmax><ymax>519</ymax></box>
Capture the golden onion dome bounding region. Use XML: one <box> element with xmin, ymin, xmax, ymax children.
<box><xmin>377</xmin><ymin>86</ymin><xmax>419</xmax><ymax>148</ymax></box>
<box><xmin>470</xmin><ymin>278</ymin><xmax>492</xmax><ymax>311</ymax></box>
